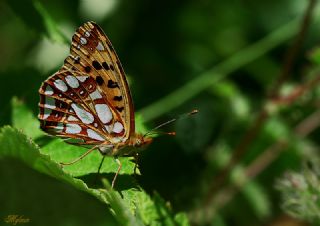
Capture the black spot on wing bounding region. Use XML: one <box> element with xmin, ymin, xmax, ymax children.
<box><xmin>107</xmin><ymin>79</ymin><xmax>119</xmax><ymax>88</ymax></box>
<box><xmin>85</xmin><ymin>66</ymin><xmax>91</xmax><ymax>73</ymax></box>
<box><xmin>102</xmin><ymin>62</ymin><xmax>109</xmax><ymax>70</ymax></box>
<box><xmin>96</xmin><ymin>76</ymin><xmax>104</xmax><ymax>85</ymax></box>
<box><xmin>113</xmin><ymin>96</ymin><xmax>123</xmax><ymax>101</ymax></box>
<box><xmin>92</xmin><ymin>60</ymin><xmax>102</xmax><ymax>70</ymax></box>
<box><xmin>115</xmin><ymin>106</ymin><xmax>124</xmax><ymax>112</ymax></box>
<box><xmin>74</xmin><ymin>56</ymin><xmax>80</xmax><ymax>64</ymax></box>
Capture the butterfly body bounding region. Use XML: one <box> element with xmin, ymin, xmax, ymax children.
<box><xmin>98</xmin><ymin>134</ymin><xmax>152</xmax><ymax>156</ymax></box>
<box><xmin>38</xmin><ymin>22</ymin><xmax>152</xmax><ymax>159</ymax></box>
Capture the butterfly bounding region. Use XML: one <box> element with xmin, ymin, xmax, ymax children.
<box><xmin>38</xmin><ymin>21</ymin><xmax>153</xmax><ymax>187</ymax></box>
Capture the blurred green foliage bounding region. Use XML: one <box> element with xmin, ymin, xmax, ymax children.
<box><xmin>1</xmin><ymin>0</ymin><xmax>320</xmax><ymax>225</ymax></box>
<box><xmin>276</xmin><ymin>155</ymin><xmax>320</xmax><ymax>225</ymax></box>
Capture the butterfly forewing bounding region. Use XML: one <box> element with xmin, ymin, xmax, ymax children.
<box><xmin>62</xmin><ymin>21</ymin><xmax>134</xmax><ymax>140</ymax></box>
<box><xmin>39</xmin><ymin>21</ymin><xmax>136</xmax><ymax>147</ymax></box>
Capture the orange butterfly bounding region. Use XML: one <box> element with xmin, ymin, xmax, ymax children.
<box><xmin>38</xmin><ymin>22</ymin><xmax>152</xmax><ymax>187</ymax></box>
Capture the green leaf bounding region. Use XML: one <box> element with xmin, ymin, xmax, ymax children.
<box><xmin>41</xmin><ymin>139</ymin><xmax>137</xmax><ymax>177</ymax></box>
<box><xmin>11</xmin><ymin>97</ymin><xmax>44</xmax><ymax>139</ymax></box>
<box><xmin>135</xmin><ymin>113</ymin><xmax>151</xmax><ymax>134</ymax></box>
<box><xmin>0</xmin><ymin>126</ymin><xmax>190</xmax><ymax>225</ymax></box>
<box><xmin>242</xmin><ymin>181</ymin><xmax>271</xmax><ymax>219</ymax></box>
<box><xmin>102</xmin><ymin>179</ymin><xmax>144</xmax><ymax>226</ymax></box>
<box><xmin>6</xmin><ymin>98</ymin><xmax>189</xmax><ymax>225</ymax></box>
<box><xmin>106</xmin><ymin>184</ymin><xmax>191</xmax><ymax>226</ymax></box>
<box><xmin>174</xmin><ymin>212</ymin><xmax>190</xmax><ymax>226</ymax></box>
<box><xmin>0</xmin><ymin>126</ymin><xmax>107</xmax><ymax>203</ymax></box>
<box><xmin>307</xmin><ymin>46</ymin><xmax>320</xmax><ymax>65</ymax></box>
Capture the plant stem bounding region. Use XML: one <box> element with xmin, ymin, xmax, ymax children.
<box><xmin>204</xmin><ymin>0</ymin><xmax>317</xmax><ymax>206</ymax></box>
<box><xmin>33</xmin><ymin>0</ymin><xmax>69</xmax><ymax>43</ymax></box>
<box><xmin>139</xmin><ymin>18</ymin><xmax>300</xmax><ymax>122</ymax></box>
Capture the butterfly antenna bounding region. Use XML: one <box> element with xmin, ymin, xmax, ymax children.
<box><xmin>143</xmin><ymin>109</ymin><xmax>198</xmax><ymax>137</ymax></box>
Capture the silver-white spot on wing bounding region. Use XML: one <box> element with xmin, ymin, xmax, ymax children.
<box><xmin>105</xmin><ymin>125</ymin><xmax>111</xmax><ymax>133</ymax></box>
<box><xmin>96</xmin><ymin>41</ymin><xmax>105</xmax><ymax>51</ymax></box>
<box><xmin>95</xmin><ymin>104</ymin><xmax>112</xmax><ymax>124</ymax></box>
<box><xmin>80</xmin><ymin>37</ymin><xmax>87</xmax><ymax>45</ymax></box>
<box><xmin>44</xmin><ymin>97</ymin><xmax>56</xmax><ymax>109</ymax></box>
<box><xmin>53</xmin><ymin>122</ymin><xmax>64</xmax><ymax>132</ymax></box>
<box><xmin>84</xmin><ymin>31</ymin><xmax>90</xmax><ymax>37</ymax></box>
<box><xmin>42</xmin><ymin>108</ymin><xmax>52</xmax><ymax>120</ymax></box>
<box><xmin>44</xmin><ymin>85</ymin><xmax>54</xmax><ymax>95</ymax></box>
<box><xmin>87</xmin><ymin>129</ymin><xmax>105</xmax><ymax>141</ymax></box>
<box><xmin>110</xmin><ymin>137</ymin><xmax>123</xmax><ymax>143</ymax></box>
<box><xmin>89</xmin><ymin>89</ymin><xmax>102</xmax><ymax>100</ymax></box>
<box><xmin>54</xmin><ymin>79</ymin><xmax>68</xmax><ymax>92</ymax></box>
<box><xmin>112</xmin><ymin>122</ymin><xmax>124</xmax><ymax>134</ymax></box>
<box><xmin>66</xmin><ymin>123</ymin><xmax>82</xmax><ymax>134</ymax></box>
<box><xmin>67</xmin><ymin>115</ymin><xmax>79</xmax><ymax>121</ymax></box>
<box><xmin>65</xmin><ymin>75</ymin><xmax>80</xmax><ymax>88</ymax></box>
<box><xmin>73</xmin><ymin>55</ymin><xmax>80</xmax><ymax>62</ymax></box>
<box><xmin>99</xmin><ymin>144</ymin><xmax>114</xmax><ymax>154</ymax></box>
<box><xmin>71</xmin><ymin>103</ymin><xmax>94</xmax><ymax>124</ymax></box>
<box><xmin>76</xmin><ymin>76</ymin><xmax>89</xmax><ymax>82</ymax></box>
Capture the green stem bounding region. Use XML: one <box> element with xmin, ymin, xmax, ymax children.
<box><xmin>33</xmin><ymin>0</ymin><xmax>69</xmax><ymax>44</ymax></box>
<box><xmin>138</xmin><ymin>18</ymin><xmax>300</xmax><ymax>122</ymax></box>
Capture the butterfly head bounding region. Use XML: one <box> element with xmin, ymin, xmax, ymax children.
<box><xmin>130</xmin><ymin>133</ymin><xmax>153</xmax><ymax>148</ymax></box>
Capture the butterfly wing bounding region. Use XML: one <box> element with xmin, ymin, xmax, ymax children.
<box><xmin>62</xmin><ymin>21</ymin><xmax>135</xmax><ymax>140</ymax></box>
<box><xmin>39</xmin><ymin>69</ymin><xmax>127</xmax><ymax>146</ymax></box>
<box><xmin>39</xmin><ymin>22</ymin><xmax>134</xmax><ymax>146</ymax></box>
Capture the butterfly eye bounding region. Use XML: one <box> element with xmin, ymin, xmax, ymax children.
<box><xmin>135</xmin><ymin>139</ymin><xmax>142</xmax><ymax>147</ymax></box>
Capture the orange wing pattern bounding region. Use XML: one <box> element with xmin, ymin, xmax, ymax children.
<box><xmin>39</xmin><ymin>22</ymin><xmax>135</xmax><ymax>146</ymax></box>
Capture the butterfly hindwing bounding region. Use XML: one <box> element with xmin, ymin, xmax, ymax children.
<box><xmin>39</xmin><ymin>69</ymin><xmax>126</xmax><ymax>145</ymax></box>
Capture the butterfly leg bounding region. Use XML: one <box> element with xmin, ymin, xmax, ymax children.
<box><xmin>93</xmin><ymin>155</ymin><xmax>106</xmax><ymax>187</ymax></box>
<box><xmin>111</xmin><ymin>157</ymin><xmax>122</xmax><ymax>188</ymax></box>
<box><xmin>60</xmin><ymin>145</ymin><xmax>98</xmax><ymax>166</ymax></box>
<box><xmin>97</xmin><ymin>155</ymin><xmax>106</xmax><ymax>174</ymax></box>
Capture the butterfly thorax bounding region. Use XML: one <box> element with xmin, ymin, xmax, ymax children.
<box><xmin>98</xmin><ymin>133</ymin><xmax>153</xmax><ymax>156</ymax></box>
